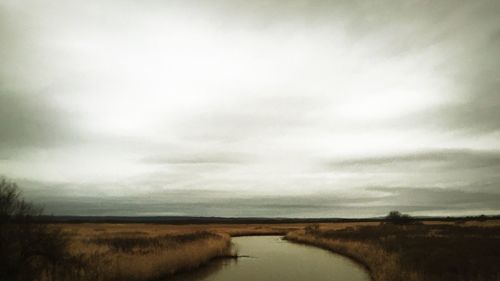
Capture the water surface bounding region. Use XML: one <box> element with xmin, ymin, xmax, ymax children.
<box><xmin>173</xmin><ymin>236</ymin><xmax>370</xmax><ymax>281</ymax></box>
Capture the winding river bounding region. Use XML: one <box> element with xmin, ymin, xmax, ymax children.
<box><xmin>172</xmin><ymin>236</ymin><xmax>370</xmax><ymax>281</ymax></box>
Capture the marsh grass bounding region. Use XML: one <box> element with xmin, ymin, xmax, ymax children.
<box><xmin>42</xmin><ymin>222</ymin><xmax>310</xmax><ymax>281</ymax></box>
<box><xmin>55</xmin><ymin>230</ymin><xmax>233</xmax><ymax>281</ymax></box>
<box><xmin>89</xmin><ymin>231</ymin><xmax>221</xmax><ymax>253</ymax></box>
<box><xmin>287</xmin><ymin>223</ymin><xmax>500</xmax><ymax>281</ymax></box>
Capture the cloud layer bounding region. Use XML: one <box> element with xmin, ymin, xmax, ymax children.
<box><xmin>1</xmin><ymin>0</ymin><xmax>499</xmax><ymax>217</ymax></box>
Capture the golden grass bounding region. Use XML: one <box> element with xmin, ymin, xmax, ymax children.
<box><xmin>54</xmin><ymin>220</ymin><xmax>500</xmax><ymax>281</ymax></box>
<box><xmin>89</xmin><ymin>235</ymin><xmax>230</xmax><ymax>281</ymax></box>
<box><xmin>286</xmin><ymin>220</ymin><xmax>500</xmax><ymax>281</ymax></box>
<box><xmin>51</xmin><ymin>223</ymin><xmax>312</xmax><ymax>281</ymax></box>
<box><xmin>53</xmin><ymin>225</ymin><xmax>235</xmax><ymax>281</ymax></box>
<box><xmin>60</xmin><ymin>222</ymin><xmax>299</xmax><ymax>236</ymax></box>
<box><xmin>286</xmin><ymin>230</ymin><xmax>416</xmax><ymax>281</ymax></box>
<box><xmin>48</xmin><ymin>221</ymin><xmax>377</xmax><ymax>281</ymax></box>
<box><xmin>57</xmin><ymin>220</ymin><xmax>407</xmax><ymax>239</ymax></box>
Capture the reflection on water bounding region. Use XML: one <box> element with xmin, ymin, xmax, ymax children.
<box><xmin>170</xmin><ymin>258</ymin><xmax>236</xmax><ymax>281</ymax></box>
<box><xmin>170</xmin><ymin>236</ymin><xmax>370</xmax><ymax>281</ymax></box>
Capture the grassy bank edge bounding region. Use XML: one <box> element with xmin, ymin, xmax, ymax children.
<box><xmin>162</xmin><ymin>233</ymin><xmax>234</xmax><ymax>279</ymax></box>
<box><xmin>284</xmin><ymin>231</ymin><xmax>418</xmax><ymax>281</ymax></box>
<box><xmin>162</xmin><ymin>230</ymin><xmax>287</xmax><ymax>279</ymax></box>
<box><xmin>67</xmin><ymin>232</ymin><xmax>235</xmax><ymax>281</ymax></box>
<box><xmin>112</xmin><ymin>230</ymin><xmax>288</xmax><ymax>280</ymax></box>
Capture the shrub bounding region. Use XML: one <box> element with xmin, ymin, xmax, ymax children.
<box><xmin>305</xmin><ymin>224</ymin><xmax>320</xmax><ymax>234</ymax></box>
<box><xmin>0</xmin><ymin>178</ymin><xmax>73</xmax><ymax>281</ymax></box>
<box><xmin>476</xmin><ymin>214</ymin><xmax>488</xmax><ymax>222</ymax></box>
<box><xmin>384</xmin><ymin>210</ymin><xmax>415</xmax><ymax>225</ymax></box>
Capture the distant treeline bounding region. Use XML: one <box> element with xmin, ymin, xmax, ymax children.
<box><xmin>39</xmin><ymin>214</ymin><xmax>500</xmax><ymax>224</ymax></box>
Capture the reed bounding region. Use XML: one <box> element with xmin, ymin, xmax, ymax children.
<box><xmin>42</xmin><ymin>230</ymin><xmax>233</xmax><ymax>281</ymax></box>
<box><xmin>286</xmin><ymin>223</ymin><xmax>500</xmax><ymax>281</ymax></box>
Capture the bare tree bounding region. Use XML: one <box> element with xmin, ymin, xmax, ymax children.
<box><xmin>0</xmin><ymin>178</ymin><xmax>71</xmax><ymax>281</ymax></box>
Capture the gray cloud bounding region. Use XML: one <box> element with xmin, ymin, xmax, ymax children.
<box><xmin>367</xmin><ymin>186</ymin><xmax>500</xmax><ymax>214</ymax></box>
<box><xmin>143</xmin><ymin>152</ymin><xmax>247</xmax><ymax>165</ymax></box>
<box><xmin>19</xmin><ymin>180</ymin><xmax>500</xmax><ymax>217</ymax></box>
<box><xmin>18</xmin><ymin>181</ymin><xmax>375</xmax><ymax>217</ymax></box>
<box><xmin>178</xmin><ymin>95</ymin><xmax>325</xmax><ymax>143</ymax></box>
<box><xmin>0</xmin><ymin>92</ymin><xmax>80</xmax><ymax>157</ymax></box>
<box><xmin>1</xmin><ymin>0</ymin><xmax>500</xmax><ymax>217</ymax></box>
<box><xmin>0</xmin><ymin>5</ymin><xmax>80</xmax><ymax>158</ymax></box>
<box><xmin>206</xmin><ymin>0</ymin><xmax>500</xmax><ymax>136</ymax></box>
<box><xmin>329</xmin><ymin>149</ymin><xmax>500</xmax><ymax>170</ymax></box>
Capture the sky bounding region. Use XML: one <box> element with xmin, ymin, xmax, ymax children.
<box><xmin>1</xmin><ymin>0</ymin><xmax>499</xmax><ymax>217</ymax></box>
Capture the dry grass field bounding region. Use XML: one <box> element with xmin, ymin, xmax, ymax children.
<box><xmin>286</xmin><ymin>220</ymin><xmax>500</xmax><ymax>281</ymax></box>
<box><xmin>4</xmin><ymin>219</ymin><xmax>500</xmax><ymax>281</ymax></box>
<box><xmin>48</xmin><ymin>223</ymin><xmax>298</xmax><ymax>281</ymax></box>
<box><xmin>50</xmin><ymin>221</ymin><xmax>377</xmax><ymax>281</ymax></box>
<box><xmin>56</xmin><ymin>220</ymin><xmax>500</xmax><ymax>281</ymax></box>
<box><xmin>63</xmin><ymin>231</ymin><xmax>229</xmax><ymax>281</ymax></box>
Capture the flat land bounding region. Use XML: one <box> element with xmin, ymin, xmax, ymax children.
<box><xmin>54</xmin><ymin>221</ymin><xmax>373</xmax><ymax>281</ymax></box>
<box><xmin>286</xmin><ymin>220</ymin><xmax>500</xmax><ymax>281</ymax></box>
<box><xmin>47</xmin><ymin>220</ymin><xmax>500</xmax><ymax>281</ymax></box>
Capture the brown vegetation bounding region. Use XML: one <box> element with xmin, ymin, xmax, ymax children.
<box><xmin>45</xmin><ymin>222</ymin><xmax>307</xmax><ymax>281</ymax></box>
<box><xmin>52</xmin><ymin>221</ymin><xmax>375</xmax><ymax>281</ymax></box>
<box><xmin>65</xmin><ymin>230</ymin><xmax>232</xmax><ymax>281</ymax></box>
<box><xmin>287</xmin><ymin>222</ymin><xmax>500</xmax><ymax>281</ymax></box>
<box><xmin>1</xmin><ymin>179</ymin><xmax>75</xmax><ymax>281</ymax></box>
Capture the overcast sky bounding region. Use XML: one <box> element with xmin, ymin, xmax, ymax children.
<box><xmin>1</xmin><ymin>0</ymin><xmax>499</xmax><ymax>217</ymax></box>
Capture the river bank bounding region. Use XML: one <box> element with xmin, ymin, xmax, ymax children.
<box><xmin>173</xmin><ymin>236</ymin><xmax>370</xmax><ymax>281</ymax></box>
<box><xmin>48</xmin><ymin>221</ymin><xmax>500</xmax><ymax>281</ymax></box>
<box><xmin>54</xmin><ymin>231</ymin><xmax>232</xmax><ymax>281</ymax></box>
<box><xmin>51</xmin><ymin>223</ymin><xmax>309</xmax><ymax>281</ymax></box>
<box><xmin>286</xmin><ymin>223</ymin><xmax>500</xmax><ymax>281</ymax></box>
<box><xmin>286</xmin><ymin>230</ymin><xmax>403</xmax><ymax>281</ymax></box>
